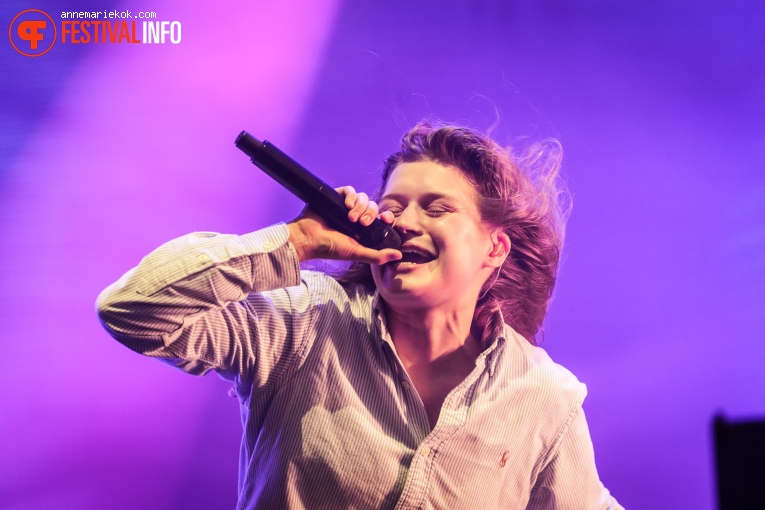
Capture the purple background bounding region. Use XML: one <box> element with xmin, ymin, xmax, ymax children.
<box><xmin>2</xmin><ymin>1</ymin><xmax>764</xmax><ymax>508</ymax></box>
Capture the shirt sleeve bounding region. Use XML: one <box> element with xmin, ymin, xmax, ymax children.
<box><xmin>95</xmin><ymin>223</ymin><xmax>310</xmax><ymax>389</ymax></box>
<box><xmin>526</xmin><ymin>408</ymin><xmax>624</xmax><ymax>510</ymax></box>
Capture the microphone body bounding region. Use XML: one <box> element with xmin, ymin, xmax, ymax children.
<box><xmin>235</xmin><ymin>131</ymin><xmax>401</xmax><ymax>251</ymax></box>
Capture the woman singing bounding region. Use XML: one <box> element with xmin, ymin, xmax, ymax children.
<box><xmin>97</xmin><ymin>122</ymin><xmax>621</xmax><ymax>509</ymax></box>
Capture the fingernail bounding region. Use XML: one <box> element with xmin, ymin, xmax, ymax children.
<box><xmin>361</xmin><ymin>214</ymin><xmax>371</xmax><ymax>224</ymax></box>
<box><xmin>349</xmin><ymin>212</ymin><xmax>359</xmax><ymax>221</ymax></box>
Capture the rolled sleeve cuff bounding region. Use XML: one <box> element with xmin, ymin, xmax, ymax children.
<box><xmin>240</xmin><ymin>223</ymin><xmax>301</xmax><ymax>292</ymax></box>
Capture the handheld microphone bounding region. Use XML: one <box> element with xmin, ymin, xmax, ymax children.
<box><xmin>235</xmin><ymin>131</ymin><xmax>402</xmax><ymax>251</ymax></box>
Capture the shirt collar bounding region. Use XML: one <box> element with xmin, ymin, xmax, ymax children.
<box><xmin>371</xmin><ymin>291</ymin><xmax>394</xmax><ymax>346</ymax></box>
<box><xmin>480</xmin><ymin>323</ymin><xmax>506</xmax><ymax>377</ymax></box>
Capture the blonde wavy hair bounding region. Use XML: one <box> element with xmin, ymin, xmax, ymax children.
<box><xmin>338</xmin><ymin>122</ymin><xmax>570</xmax><ymax>345</ymax></box>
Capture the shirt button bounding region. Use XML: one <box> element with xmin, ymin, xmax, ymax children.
<box><xmin>421</xmin><ymin>446</ymin><xmax>431</xmax><ymax>458</ymax></box>
<box><xmin>263</xmin><ymin>241</ymin><xmax>274</xmax><ymax>250</ymax></box>
<box><xmin>401</xmin><ymin>381</ymin><xmax>411</xmax><ymax>390</ymax></box>
<box><xmin>198</xmin><ymin>253</ymin><xmax>209</xmax><ymax>263</ymax></box>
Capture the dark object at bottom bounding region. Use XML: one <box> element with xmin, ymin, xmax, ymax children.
<box><xmin>714</xmin><ymin>413</ymin><xmax>765</xmax><ymax>510</ymax></box>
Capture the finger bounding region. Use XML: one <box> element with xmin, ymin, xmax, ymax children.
<box><xmin>378</xmin><ymin>248</ymin><xmax>403</xmax><ymax>264</ymax></box>
<box><xmin>379</xmin><ymin>210</ymin><xmax>395</xmax><ymax>224</ymax></box>
<box><xmin>347</xmin><ymin>247</ymin><xmax>403</xmax><ymax>265</ymax></box>
<box><xmin>348</xmin><ymin>192</ymin><xmax>369</xmax><ymax>222</ymax></box>
<box><xmin>359</xmin><ymin>199</ymin><xmax>378</xmax><ymax>226</ymax></box>
<box><xmin>338</xmin><ymin>186</ymin><xmax>357</xmax><ymax>209</ymax></box>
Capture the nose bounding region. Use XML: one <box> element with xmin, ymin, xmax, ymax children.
<box><xmin>393</xmin><ymin>205</ymin><xmax>423</xmax><ymax>236</ymax></box>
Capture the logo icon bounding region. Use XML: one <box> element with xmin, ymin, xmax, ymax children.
<box><xmin>9</xmin><ymin>9</ymin><xmax>57</xmax><ymax>57</ymax></box>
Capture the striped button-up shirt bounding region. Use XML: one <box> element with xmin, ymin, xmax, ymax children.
<box><xmin>97</xmin><ymin>224</ymin><xmax>622</xmax><ymax>509</ymax></box>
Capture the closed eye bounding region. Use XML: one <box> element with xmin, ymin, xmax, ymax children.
<box><xmin>426</xmin><ymin>208</ymin><xmax>450</xmax><ymax>217</ymax></box>
<box><xmin>380</xmin><ymin>206</ymin><xmax>452</xmax><ymax>218</ymax></box>
<box><xmin>380</xmin><ymin>206</ymin><xmax>403</xmax><ymax>217</ymax></box>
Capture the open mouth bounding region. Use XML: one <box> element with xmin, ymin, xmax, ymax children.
<box><xmin>399</xmin><ymin>251</ymin><xmax>435</xmax><ymax>264</ymax></box>
<box><xmin>390</xmin><ymin>246</ymin><xmax>437</xmax><ymax>267</ymax></box>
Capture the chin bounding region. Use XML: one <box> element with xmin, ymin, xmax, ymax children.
<box><xmin>377</xmin><ymin>281</ymin><xmax>442</xmax><ymax>311</ymax></box>
<box><xmin>372</xmin><ymin>265</ymin><xmax>456</xmax><ymax>308</ymax></box>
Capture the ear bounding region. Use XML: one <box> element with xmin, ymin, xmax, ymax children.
<box><xmin>486</xmin><ymin>231</ymin><xmax>511</xmax><ymax>268</ymax></box>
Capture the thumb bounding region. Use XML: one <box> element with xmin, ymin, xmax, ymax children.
<box><xmin>344</xmin><ymin>246</ymin><xmax>402</xmax><ymax>265</ymax></box>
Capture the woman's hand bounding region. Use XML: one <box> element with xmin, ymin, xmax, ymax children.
<box><xmin>287</xmin><ymin>186</ymin><xmax>402</xmax><ymax>265</ymax></box>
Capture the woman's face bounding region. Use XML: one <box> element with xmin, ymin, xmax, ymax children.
<box><xmin>371</xmin><ymin>160</ymin><xmax>497</xmax><ymax>313</ymax></box>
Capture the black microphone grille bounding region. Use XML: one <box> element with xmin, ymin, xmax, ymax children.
<box><xmin>359</xmin><ymin>222</ymin><xmax>402</xmax><ymax>251</ymax></box>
